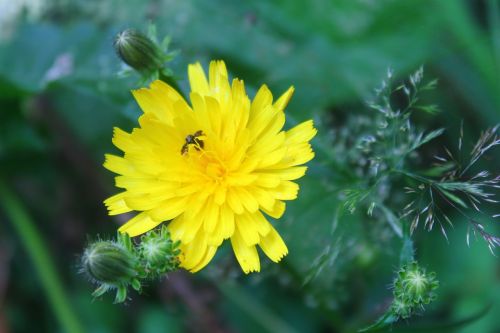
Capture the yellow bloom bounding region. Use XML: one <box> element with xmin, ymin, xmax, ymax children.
<box><xmin>104</xmin><ymin>60</ymin><xmax>316</xmax><ymax>273</ymax></box>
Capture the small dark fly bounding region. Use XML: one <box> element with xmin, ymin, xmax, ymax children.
<box><xmin>181</xmin><ymin>130</ymin><xmax>205</xmax><ymax>155</ymax></box>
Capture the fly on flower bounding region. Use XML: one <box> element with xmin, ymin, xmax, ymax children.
<box><xmin>104</xmin><ymin>60</ymin><xmax>316</xmax><ymax>273</ymax></box>
<box><xmin>181</xmin><ymin>130</ymin><xmax>205</xmax><ymax>155</ymax></box>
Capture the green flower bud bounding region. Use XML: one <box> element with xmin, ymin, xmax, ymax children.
<box><xmin>138</xmin><ymin>225</ymin><xmax>180</xmax><ymax>277</ymax></box>
<box><xmin>81</xmin><ymin>227</ymin><xmax>181</xmax><ymax>303</ymax></box>
<box><xmin>391</xmin><ymin>261</ymin><xmax>439</xmax><ymax>319</ymax></box>
<box><xmin>82</xmin><ymin>240</ymin><xmax>137</xmax><ymax>285</ymax></box>
<box><xmin>114</xmin><ymin>29</ymin><xmax>164</xmax><ymax>74</ymax></box>
<box><xmin>391</xmin><ymin>298</ymin><xmax>412</xmax><ymax>319</ymax></box>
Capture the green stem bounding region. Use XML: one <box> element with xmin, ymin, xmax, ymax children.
<box><xmin>392</xmin><ymin>169</ymin><xmax>433</xmax><ymax>184</ymax></box>
<box><xmin>399</xmin><ymin>222</ymin><xmax>415</xmax><ymax>265</ymax></box>
<box><xmin>0</xmin><ymin>180</ymin><xmax>84</xmax><ymax>333</ymax></box>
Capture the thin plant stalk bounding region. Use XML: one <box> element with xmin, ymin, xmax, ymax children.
<box><xmin>0</xmin><ymin>180</ymin><xmax>83</xmax><ymax>333</ymax></box>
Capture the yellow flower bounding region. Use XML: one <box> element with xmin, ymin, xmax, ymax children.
<box><xmin>104</xmin><ymin>60</ymin><xmax>316</xmax><ymax>273</ymax></box>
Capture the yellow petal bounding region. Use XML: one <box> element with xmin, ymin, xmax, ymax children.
<box><xmin>168</xmin><ymin>214</ymin><xmax>186</xmax><ymax>241</ymax></box>
<box><xmin>273</xmin><ymin>86</ymin><xmax>294</xmax><ymax>112</ymax></box>
<box><xmin>236</xmin><ymin>213</ymin><xmax>260</xmax><ymax>246</ymax></box>
<box><xmin>104</xmin><ymin>192</ymin><xmax>132</xmax><ymax>215</ymax></box>
<box><xmin>148</xmin><ymin>196</ymin><xmax>190</xmax><ymax>221</ymax></box>
<box><xmin>188</xmin><ymin>62</ymin><xmax>209</xmax><ymax>95</ymax></box>
<box><xmin>236</xmin><ymin>187</ymin><xmax>259</xmax><ymax>212</ymax></box>
<box><xmin>283</xmin><ymin>143</ymin><xmax>315</xmax><ymax>166</ymax></box>
<box><xmin>230</xmin><ymin>229</ymin><xmax>260</xmax><ymax>273</ymax></box>
<box><xmin>112</xmin><ymin>127</ymin><xmax>134</xmax><ymax>152</ymax></box>
<box><xmin>131</xmin><ymin>83</ymin><xmax>179</xmax><ymax>125</ymax></box>
<box><xmin>248</xmin><ymin>186</ymin><xmax>275</xmax><ymax>212</ymax></box>
<box><xmin>203</xmin><ymin>200</ymin><xmax>219</xmax><ymax>233</ymax></box>
<box><xmin>189</xmin><ymin>245</ymin><xmax>218</xmax><ymax>272</ymax></box>
<box><xmin>269</xmin><ymin>181</ymin><xmax>299</xmax><ymax>200</ymax></box>
<box><xmin>104</xmin><ymin>154</ymin><xmax>136</xmax><ymax>176</ymax></box>
<box><xmin>208</xmin><ymin>60</ymin><xmax>230</xmax><ymax>99</ymax></box>
<box><xmin>207</xmin><ymin>214</ymin><xmax>225</xmax><ymax>246</ymax></box>
<box><xmin>220</xmin><ymin>204</ymin><xmax>235</xmax><ymax>239</ymax></box>
<box><xmin>285</xmin><ymin>120</ymin><xmax>317</xmax><ymax>145</ymax></box>
<box><xmin>181</xmin><ymin>195</ymin><xmax>210</xmax><ymax>243</ymax></box>
<box><xmin>180</xmin><ymin>232</ymin><xmax>208</xmax><ymax>270</ymax></box>
<box><xmin>250</xmin><ymin>85</ymin><xmax>273</xmax><ymax>122</ymax></box>
<box><xmin>226</xmin><ymin>188</ymin><xmax>245</xmax><ymax>214</ymax></box>
<box><xmin>256</xmin><ymin>146</ymin><xmax>287</xmax><ymax>169</ymax></box>
<box><xmin>259</xmin><ymin>166</ymin><xmax>308</xmax><ymax>180</ymax></box>
<box><xmin>250</xmin><ymin>211</ymin><xmax>271</xmax><ymax>236</ymax></box>
<box><xmin>119</xmin><ymin>212</ymin><xmax>162</xmax><ymax>237</ymax></box>
<box><xmin>261</xmin><ymin>200</ymin><xmax>286</xmax><ymax>219</ymax></box>
<box><xmin>259</xmin><ymin>224</ymin><xmax>288</xmax><ymax>263</ymax></box>
<box><xmin>205</xmin><ymin>96</ymin><xmax>222</xmax><ymax>138</ymax></box>
<box><xmin>255</xmin><ymin>174</ymin><xmax>281</xmax><ymax>188</ymax></box>
<box><xmin>231</xmin><ymin>79</ymin><xmax>250</xmax><ymax>134</ymax></box>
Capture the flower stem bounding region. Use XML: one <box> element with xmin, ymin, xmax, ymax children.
<box><xmin>399</xmin><ymin>222</ymin><xmax>415</xmax><ymax>265</ymax></box>
<box><xmin>0</xmin><ymin>180</ymin><xmax>84</xmax><ymax>333</ymax></box>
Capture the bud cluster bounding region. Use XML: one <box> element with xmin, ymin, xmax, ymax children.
<box><xmin>391</xmin><ymin>261</ymin><xmax>439</xmax><ymax>319</ymax></box>
<box><xmin>81</xmin><ymin>226</ymin><xmax>180</xmax><ymax>303</ymax></box>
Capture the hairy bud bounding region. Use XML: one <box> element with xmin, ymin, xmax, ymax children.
<box><xmin>82</xmin><ymin>240</ymin><xmax>137</xmax><ymax>284</ymax></box>
<box><xmin>81</xmin><ymin>237</ymin><xmax>140</xmax><ymax>303</ymax></box>
<box><xmin>81</xmin><ymin>228</ymin><xmax>181</xmax><ymax>303</ymax></box>
<box><xmin>114</xmin><ymin>29</ymin><xmax>164</xmax><ymax>74</ymax></box>
<box><xmin>139</xmin><ymin>225</ymin><xmax>180</xmax><ymax>277</ymax></box>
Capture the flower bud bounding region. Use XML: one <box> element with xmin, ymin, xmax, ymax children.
<box><xmin>391</xmin><ymin>298</ymin><xmax>412</xmax><ymax>319</ymax></box>
<box><xmin>114</xmin><ymin>29</ymin><xmax>164</xmax><ymax>74</ymax></box>
<box><xmin>138</xmin><ymin>225</ymin><xmax>180</xmax><ymax>277</ymax></box>
<box><xmin>392</xmin><ymin>261</ymin><xmax>438</xmax><ymax>319</ymax></box>
<box><xmin>82</xmin><ymin>240</ymin><xmax>137</xmax><ymax>285</ymax></box>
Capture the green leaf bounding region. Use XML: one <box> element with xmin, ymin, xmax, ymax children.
<box><xmin>421</xmin><ymin>162</ymin><xmax>455</xmax><ymax>177</ymax></box>
<box><xmin>411</xmin><ymin>128</ymin><xmax>445</xmax><ymax>151</ymax></box>
<box><xmin>92</xmin><ymin>285</ymin><xmax>109</xmax><ymax>298</ymax></box>
<box><xmin>438</xmin><ymin>188</ymin><xmax>468</xmax><ymax>209</ymax></box>
<box><xmin>378</xmin><ymin>205</ymin><xmax>403</xmax><ymax>238</ymax></box>
<box><xmin>114</xmin><ymin>286</ymin><xmax>127</xmax><ymax>304</ymax></box>
<box><xmin>358</xmin><ymin>311</ymin><xmax>398</xmax><ymax>332</ymax></box>
<box><xmin>131</xmin><ymin>279</ymin><xmax>141</xmax><ymax>292</ymax></box>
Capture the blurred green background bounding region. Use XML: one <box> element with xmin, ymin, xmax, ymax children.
<box><xmin>0</xmin><ymin>0</ymin><xmax>498</xmax><ymax>332</ymax></box>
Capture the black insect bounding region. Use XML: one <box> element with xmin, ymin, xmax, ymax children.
<box><xmin>181</xmin><ymin>130</ymin><xmax>205</xmax><ymax>155</ymax></box>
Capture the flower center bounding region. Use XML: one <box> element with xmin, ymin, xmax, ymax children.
<box><xmin>181</xmin><ymin>131</ymin><xmax>229</xmax><ymax>184</ymax></box>
<box><xmin>205</xmin><ymin>161</ymin><xmax>226</xmax><ymax>180</ymax></box>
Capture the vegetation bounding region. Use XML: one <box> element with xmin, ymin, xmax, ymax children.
<box><xmin>0</xmin><ymin>1</ymin><xmax>498</xmax><ymax>332</ymax></box>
